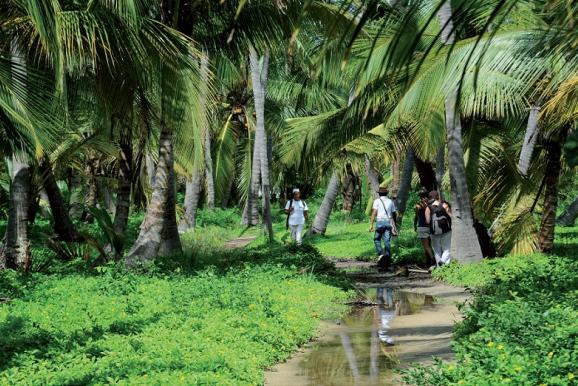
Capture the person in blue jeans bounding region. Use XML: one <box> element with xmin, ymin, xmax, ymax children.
<box><xmin>369</xmin><ymin>186</ymin><xmax>398</xmax><ymax>271</ymax></box>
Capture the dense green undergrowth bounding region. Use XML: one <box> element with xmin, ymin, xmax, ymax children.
<box><xmin>0</xmin><ymin>233</ymin><xmax>351</xmax><ymax>385</ymax></box>
<box><xmin>404</xmin><ymin>228</ymin><xmax>578</xmax><ymax>386</ymax></box>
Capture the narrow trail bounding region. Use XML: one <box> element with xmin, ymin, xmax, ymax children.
<box><xmin>265</xmin><ymin>258</ymin><xmax>470</xmax><ymax>386</ymax></box>
<box><xmin>223</xmin><ymin>235</ymin><xmax>257</xmax><ymax>249</ymax></box>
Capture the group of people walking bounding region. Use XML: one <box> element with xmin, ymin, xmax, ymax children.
<box><xmin>284</xmin><ymin>185</ymin><xmax>452</xmax><ymax>271</ymax></box>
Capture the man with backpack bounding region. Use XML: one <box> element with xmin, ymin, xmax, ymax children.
<box><xmin>369</xmin><ymin>186</ymin><xmax>398</xmax><ymax>271</ymax></box>
<box><xmin>284</xmin><ymin>188</ymin><xmax>308</xmax><ymax>245</ymax></box>
<box><xmin>425</xmin><ymin>191</ymin><xmax>452</xmax><ymax>267</ymax></box>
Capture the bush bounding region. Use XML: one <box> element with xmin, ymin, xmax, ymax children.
<box><xmin>404</xmin><ymin>253</ymin><xmax>578</xmax><ymax>386</ymax></box>
<box><xmin>0</xmin><ymin>262</ymin><xmax>350</xmax><ymax>385</ymax></box>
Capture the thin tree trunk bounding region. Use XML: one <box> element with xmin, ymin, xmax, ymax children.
<box><xmin>342</xmin><ymin>165</ymin><xmax>358</xmax><ymax>212</ymax></box>
<box><xmin>68</xmin><ymin>168</ymin><xmax>83</xmax><ymax>219</ymax></box>
<box><xmin>539</xmin><ymin>138</ymin><xmax>564</xmax><ymax>252</ymax></box>
<box><xmin>557</xmin><ymin>195</ymin><xmax>578</xmax><ymax>227</ymax></box>
<box><xmin>309</xmin><ymin>170</ymin><xmax>340</xmax><ymax>235</ymax></box>
<box><xmin>126</xmin><ymin>123</ymin><xmax>182</xmax><ymax>264</ymax></box>
<box><xmin>396</xmin><ymin>149</ymin><xmax>415</xmax><ymax>225</ymax></box>
<box><xmin>179</xmin><ymin>168</ymin><xmax>202</xmax><ymax>231</ymax></box>
<box><xmin>3</xmin><ymin>156</ymin><xmax>32</xmax><ymax>271</ymax></box>
<box><xmin>439</xmin><ymin>1</ymin><xmax>482</xmax><ymax>263</ymax></box>
<box><xmin>518</xmin><ymin>106</ymin><xmax>540</xmax><ymax>177</ymax></box>
<box><xmin>199</xmin><ymin>53</ymin><xmax>215</xmax><ymax>209</ymax></box>
<box><xmin>82</xmin><ymin>159</ymin><xmax>98</xmax><ymax>223</ymax></box>
<box><xmin>39</xmin><ymin>156</ymin><xmax>80</xmax><ymax>241</ymax></box>
<box><xmin>390</xmin><ymin>158</ymin><xmax>401</xmax><ymax>199</ymax></box>
<box><xmin>365</xmin><ymin>156</ymin><xmax>380</xmax><ymax>200</ymax></box>
<box><xmin>435</xmin><ymin>146</ymin><xmax>445</xmax><ymax>198</ymax></box>
<box><xmin>248</xmin><ymin>46</ymin><xmax>273</xmax><ymax>240</ymax></box>
<box><xmin>113</xmin><ymin>130</ymin><xmax>132</xmax><ymax>250</ymax></box>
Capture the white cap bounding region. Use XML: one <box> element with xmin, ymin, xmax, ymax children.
<box><xmin>292</xmin><ymin>188</ymin><xmax>300</xmax><ymax>193</ymax></box>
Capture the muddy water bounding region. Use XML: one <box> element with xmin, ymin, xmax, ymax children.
<box><xmin>266</xmin><ymin>288</ymin><xmax>438</xmax><ymax>386</ymax></box>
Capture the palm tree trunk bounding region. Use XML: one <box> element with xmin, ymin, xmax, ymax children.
<box><xmin>390</xmin><ymin>158</ymin><xmax>401</xmax><ymax>198</ymax></box>
<box><xmin>179</xmin><ymin>168</ymin><xmax>202</xmax><ymax>231</ymax></box>
<box><xmin>39</xmin><ymin>156</ymin><xmax>80</xmax><ymax>241</ymax></box>
<box><xmin>68</xmin><ymin>168</ymin><xmax>83</xmax><ymax>219</ymax></box>
<box><xmin>395</xmin><ymin>149</ymin><xmax>415</xmax><ymax>225</ymax></box>
<box><xmin>439</xmin><ymin>1</ymin><xmax>482</xmax><ymax>263</ymax></box>
<box><xmin>200</xmin><ymin>53</ymin><xmax>215</xmax><ymax>210</ymax></box>
<box><xmin>3</xmin><ymin>156</ymin><xmax>32</xmax><ymax>271</ymax></box>
<box><xmin>126</xmin><ymin>123</ymin><xmax>182</xmax><ymax>264</ymax></box>
<box><xmin>309</xmin><ymin>170</ymin><xmax>340</xmax><ymax>235</ymax></box>
<box><xmin>113</xmin><ymin>130</ymin><xmax>132</xmax><ymax>245</ymax></box>
<box><xmin>517</xmin><ymin>105</ymin><xmax>540</xmax><ymax>177</ymax></box>
<box><xmin>248</xmin><ymin>46</ymin><xmax>273</xmax><ymax>240</ymax></box>
<box><xmin>557</xmin><ymin>195</ymin><xmax>578</xmax><ymax>227</ymax></box>
<box><xmin>539</xmin><ymin>138</ymin><xmax>564</xmax><ymax>252</ymax></box>
<box><xmin>365</xmin><ymin>156</ymin><xmax>380</xmax><ymax>200</ymax></box>
<box><xmin>82</xmin><ymin>159</ymin><xmax>98</xmax><ymax>223</ymax></box>
<box><xmin>435</xmin><ymin>146</ymin><xmax>445</xmax><ymax>198</ymax></box>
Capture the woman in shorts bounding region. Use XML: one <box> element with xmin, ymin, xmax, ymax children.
<box><xmin>414</xmin><ymin>188</ymin><xmax>434</xmax><ymax>267</ymax></box>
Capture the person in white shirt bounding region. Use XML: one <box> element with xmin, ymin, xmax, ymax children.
<box><xmin>284</xmin><ymin>188</ymin><xmax>308</xmax><ymax>245</ymax></box>
<box><xmin>369</xmin><ymin>186</ymin><xmax>398</xmax><ymax>270</ymax></box>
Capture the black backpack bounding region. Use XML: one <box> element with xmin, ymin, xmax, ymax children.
<box><xmin>430</xmin><ymin>202</ymin><xmax>451</xmax><ymax>235</ymax></box>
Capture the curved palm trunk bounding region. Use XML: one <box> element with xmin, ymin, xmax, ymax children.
<box><xmin>309</xmin><ymin>170</ymin><xmax>340</xmax><ymax>235</ymax></box>
<box><xmin>3</xmin><ymin>156</ymin><xmax>32</xmax><ymax>271</ymax></box>
<box><xmin>395</xmin><ymin>149</ymin><xmax>415</xmax><ymax>225</ymax></box>
<box><xmin>126</xmin><ymin>123</ymin><xmax>182</xmax><ymax>265</ymax></box>
<box><xmin>518</xmin><ymin>106</ymin><xmax>540</xmax><ymax>177</ymax></box>
<box><xmin>365</xmin><ymin>156</ymin><xmax>380</xmax><ymax>200</ymax></box>
<box><xmin>179</xmin><ymin>168</ymin><xmax>202</xmax><ymax>231</ymax></box>
<box><xmin>439</xmin><ymin>1</ymin><xmax>482</xmax><ymax>263</ymax></box>
<box><xmin>539</xmin><ymin>138</ymin><xmax>564</xmax><ymax>252</ymax></box>
<box><xmin>557</xmin><ymin>195</ymin><xmax>578</xmax><ymax>227</ymax></box>
<box><xmin>39</xmin><ymin>156</ymin><xmax>80</xmax><ymax>241</ymax></box>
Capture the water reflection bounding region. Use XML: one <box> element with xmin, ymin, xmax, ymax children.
<box><xmin>297</xmin><ymin>288</ymin><xmax>434</xmax><ymax>386</ymax></box>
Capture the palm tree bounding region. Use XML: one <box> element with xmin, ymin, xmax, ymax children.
<box><xmin>438</xmin><ymin>0</ymin><xmax>483</xmax><ymax>263</ymax></box>
<box><xmin>309</xmin><ymin>170</ymin><xmax>340</xmax><ymax>235</ymax></box>
<box><xmin>248</xmin><ymin>46</ymin><xmax>274</xmax><ymax>241</ymax></box>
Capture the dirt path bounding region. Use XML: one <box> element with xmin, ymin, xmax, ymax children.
<box><xmin>223</xmin><ymin>235</ymin><xmax>257</xmax><ymax>249</ymax></box>
<box><xmin>265</xmin><ymin>259</ymin><xmax>469</xmax><ymax>386</ymax></box>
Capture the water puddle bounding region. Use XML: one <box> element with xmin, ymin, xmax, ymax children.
<box><xmin>267</xmin><ymin>288</ymin><xmax>436</xmax><ymax>386</ymax></box>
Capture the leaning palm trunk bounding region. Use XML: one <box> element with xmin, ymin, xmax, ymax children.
<box><xmin>518</xmin><ymin>106</ymin><xmax>540</xmax><ymax>177</ymax></box>
<box><xmin>365</xmin><ymin>156</ymin><xmax>380</xmax><ymax>200</ymax></box>
<box><xmin>39</xmin><ymin>156</ymin><xmax>80</xmax><ymax>242</ymax></box>
<box><xmin>112</xmin><ymin>130</ymin><xmax>132</xmax><ymax>254</ymax></box>
<box><xmin>439</xmin><ymin>1</ymin><xmax>482</xmax><ymax>263</ymax></box>
<box><xmin>309</xmin><ymin>170</ymin><xmax>340</xmax><ymax>235</ymax></box>
<box><xmin>179</xmin><ymin>168</ymin><xmax>202</xmax><ymax>231</ymax></box>
<box><xmin>126</xmin><ymin>123</ymin><xmax>182</xmax><ymax>265</ymax></box>
<box><xmin>557</xmin><ymin>195</ymin><xmax>578</xmax><ymax>227</ymax></box>
<box><xmin>395</xmin><ymin>149</ymin><xmax>415</xmax><ymax>225</ymax></box>
<box><xmin>539</xmin><ymin>138</ymin><xmax>564</xmax><ymax>252</ymax></box>
<box><xmin>2</xmin><ymin>156</ymin><xmax>32</xmax><ymax>270</ymax></box>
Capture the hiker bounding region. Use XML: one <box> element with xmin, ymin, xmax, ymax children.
<box><xmin>425</xmin><ymin>191</ymin><xmax>452</xmax><ymax>267</ymax></box>
<box><xmin>284</xmin><ymin>188</ymin><xmax>308</xmax><ymax>245</ymax></box>
<box><xmin>414</xmin><ymin>188</ymin><xmax>435</xmax><ymax>266</ymax></box>
<box><xmin>369</xmin><ymin>186</ymin><xmax>398</xmax><ymax>270</ymax></box>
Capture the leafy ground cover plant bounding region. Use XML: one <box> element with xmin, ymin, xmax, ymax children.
<box><xmin>0</xmin><ymin>252</ymin><xmax>350</xmax><ymax>385</ymax></box>
<box><xmin>403</xmin><ymin>228</ymin><xmax>578</xmax><ymax>386</ymax></box>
